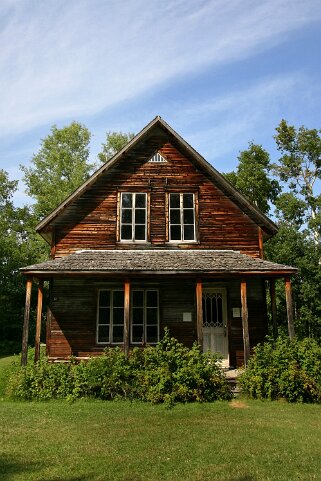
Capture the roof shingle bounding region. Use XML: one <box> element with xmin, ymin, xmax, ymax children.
<box><xmin>21</xmin><ymin>249</ymin><xmax>296</xmax><ymax>276</ymax></box>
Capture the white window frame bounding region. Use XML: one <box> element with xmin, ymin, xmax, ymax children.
<box><xmin>120</xmin><ymin>192</ymin><xmax>148</xmax><ymax>242</ymax></box>
<box><xmin>168</xmin><ymin>193</ymin><xmax>196</xmax><ymax>242</ymax></box>
<box><xmin>131</xmin><ymin>289</ymin><xmax>159</xmax><ymax>345</ymax></box>
<box><xmin>96</xmin><ymin>289</ymin><xmax>124</xmax><ymax>344</ymax></box>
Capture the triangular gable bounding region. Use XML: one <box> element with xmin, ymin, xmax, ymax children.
<box><xmin>36</xmin><ymin>116</ymin><xmax>278</xmax><ymax>243</ymax></box>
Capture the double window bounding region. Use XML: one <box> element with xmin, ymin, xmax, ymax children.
<box><xmin>120</xmin><ymin>193</ymin><xmax>147</xmax><ymax>242</ymax></box>
<box><xmin>97</xmin><ymin>289</ymin><xmax>159</xmax><ymax>345</ymax></box>
<box><xmin>119</xmin><ymin>191</ymin><xmax>196</xmax><ymax>243</ymax></box>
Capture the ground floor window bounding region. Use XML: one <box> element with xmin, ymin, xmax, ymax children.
<box><xmin>97</xmin><ymin>290</ymin><xmax>124</xmax><ymax>344</ymax></box>
<box><xmin>96</xmin><ymin>288</ymin><xmax>159</xmax><ymax>345</ymax></box>
<box><xmin>131</xmin><ymin>289</ymin><xmax>159</xmax><ymax>344</ymax></box>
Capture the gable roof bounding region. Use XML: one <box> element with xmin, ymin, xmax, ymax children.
<box><xmin>36</xmin><ymin>116</ymin><xmax>278</xmax><ymax>241</ymax></box>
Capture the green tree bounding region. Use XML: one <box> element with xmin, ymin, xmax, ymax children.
<box><xmin>265</xmin><ymin>225</ymin><xmax>321</xmax><ymax>339</ymax></box>
<box><xmin>225</xmin><ymin>142</ymin><xmax>280</xmax><ymax>214</ymax></box>
<box><xmin>273</xmin><ymin>119</ymin><xmax>321</xmax><ymax>243</ymax></box>
<box><xmin>0</xmin><ymin>170</ymin><xmax>43</xmax><ymax>348</ymax></box>
<box><xmin>21</xmin><ymin>122</ymin><xmax>93</xmax><ymax>220</ymax></box>
<box><xmin>98</xmin><ymin>131</ymin><xmax>134</xmax><ymax>163</ymax></box>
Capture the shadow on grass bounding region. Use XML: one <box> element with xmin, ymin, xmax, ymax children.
<box><xmin>0</xmin><ymin>455</ymin><xmax>94</xmax><ymax>481</ymax></box>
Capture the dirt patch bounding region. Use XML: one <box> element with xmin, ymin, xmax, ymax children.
<box><xmin>229</xmin><ymin>400</ymin><xmax>249</xmax><ymax>409</ymax></box>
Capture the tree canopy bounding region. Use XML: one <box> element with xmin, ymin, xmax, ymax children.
<box><xmin>21</xmin><ymin>122</ymin><xmax>93</xmax><ymax>221</ymax></box>
<box><xmin>98</xmin><ymin>131</ymin><xmax>135</xmax><ymax>163</ymax></box>
<box><xmin>273</xmin><ymin>119</ymin><xmax>321</xmax><ymax>243</ymax></box>
<box><xmin>224</xmin><ymin>142</ymin><xmax>280</xmax><ymax>214</ymax></box>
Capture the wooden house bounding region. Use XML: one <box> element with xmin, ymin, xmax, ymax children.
<box><xmin>21</xmin><ymin>117</ymin><xmax>296</xmax><ymax>367</ymax></box>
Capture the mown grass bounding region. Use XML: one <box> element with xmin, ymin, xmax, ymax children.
<box><xmin>0</xmin><ymin>398</ymin><xmax>321</xmax><ymax>481</ymax></box>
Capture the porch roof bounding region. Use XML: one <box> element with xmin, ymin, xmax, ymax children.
<box><xmin>21</xmin><ymin>249</ymin><xmax>297</xmax><ymax>277</ymax></box>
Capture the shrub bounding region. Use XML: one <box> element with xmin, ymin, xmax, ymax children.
<box><xmin>239</xmin><ymin>336</ymin><xmax>321</xmax><ymax>403</ymax></box>
<box><xmin>130</xmin><ymin>330</ymin><xmax>231</xmax><ymax>405</ymax></box>
<box><xmin>7</xmin><ymin>330</ymin><xmax>231</xmax><ymax>404</ymax></box>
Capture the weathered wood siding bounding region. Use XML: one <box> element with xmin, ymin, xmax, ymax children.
<box><xmin>48</xmin><ymin>277</ymin><xmax>196</xmax><ymax>358</ymax></box>
<box><xmin>47</xmin><ymin>277</ymin><xmax>267</xmax><ymax>363</ymax></box>
<box><xmin>51</xmin><ymin>140</ymin><xmax>261</xmax><ymax>257</ymax></box>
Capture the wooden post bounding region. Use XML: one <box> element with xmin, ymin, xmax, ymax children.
<box><xmin>240</xmin><ymin>279</ymin><xmax>250</xmax><ymax>366</ymax></box>
<box><xmin>34</xmin><ymin>279</ymin><xmax>44</xmax><ymax>363</ymax></box>
<box><xmin>196</xmin><ymin>279</ymin><xmax>203</xmax><ymax>348</ymax></box>
<box><xmin>124</xmin><ymin>279</ymin><xmax>130</xmax><ymax>358</ymax></box>
<box><xmin>285</xmin><ymin>276</ymin><xmax>295</xmax><ymax>340</ymax></box>
<box><xmin>21</xmin><ymin>278</ymin><xmax>33</xmax><ymax>366</ymax></box>
<box><xmin>270</xmin><ymin>279</ymin><xmax>278</xmax><ymax>339</ymax></box>
<box><xmin>258</xmin><ymin>227</ymin><xmax>264</xmax><ymax>259</ymax></box>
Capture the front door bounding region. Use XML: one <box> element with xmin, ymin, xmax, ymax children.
<box><xmin>202</xmin><ymin>288</ymin><xmax>229</xmax><ymax>367</ymax></box>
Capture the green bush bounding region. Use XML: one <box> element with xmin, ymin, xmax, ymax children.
<box><xmin>7</xmin><ymin>330</ymin><xmax>231</xmax><ymax>404</ymax></box>
<box><xmin>239</xmin><ymin>336</ymin><xmax>321</xmax><ymax>403</ymax></box>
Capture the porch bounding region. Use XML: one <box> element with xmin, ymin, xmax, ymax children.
<box><xmin>20</xmin><ymin>249</ymin><xmax>297</xmax><ymax>367</ymax></box>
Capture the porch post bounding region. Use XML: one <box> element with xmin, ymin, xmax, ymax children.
<box><xmin>124</xmin><ymin>279</ymin><xmax>131</xmax><ymax>358</ymax></box>
<box><xmin>196</xmin><ymin>278</ymin><xmax>203</xmax><ymax>348</ymax></box>
<box><xmin>269</xmin><ymin>279</ymin><xmax>278</xmax><ymax>340</ymax></box>
<box><xmin>285</xmin><ymin>276</ymin><xmax>295</xmax><ymax>340</ymax></box>
<box><xmin>240</xmin><ymin>279</ymin><xmax>250</xmax><ymax>366</ymax></box>
<box><xmin>21</xmin><ymin>278</ymin><xmax>33</xmax><ymax>366</ymax></box>
<box><xmin>34</xmin><ymin>279</ymin><xmax>44</xmax><ymax>363</ymax></box>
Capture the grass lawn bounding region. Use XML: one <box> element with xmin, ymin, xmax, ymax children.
<box><xmin>0</xmin><ymin>358</ymin><xmax>321</xmax><ymax>481</ymax></box>
<box><xmin>1</xmin><ymin>399</ymin><xmax>321</xmax><ymax>480</ymax></box>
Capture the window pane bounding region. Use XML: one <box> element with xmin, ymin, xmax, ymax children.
<box><xmin>122</xmin><ymin>193</ymin><xmax>132</xmax><ymax>208</ymax></box>
<box><xmin>170</xmin><ymin>209</ymin><xmax>180</xmax><ymax>224</ymax></box>
<box><xmin>170</xmin><ymin>193</ymin><xmax>180</xmax><ymax>208</ymax></box>
<box><xmin>113</xmin><ymin>308</ymin><xmax>124</xmax><ymax>325</ymax></box>
<box><xmin>146</xmin><ymin>308</ymin><xmax>158</xmax><ymax>325</ymax></box>
<box><xmin>121</xmin><ymin>209</ymin><xmax>132</xmax><ymax>224</ymax></box>
<box><xmin>135</xmin><ymin>194</ymin><xmax>146</xmax><ymax>208</ymax></box>
<box><xmin>170</xmin><ymin>225</ymin><xmax>181</xmax><ymax>241</ymax></box>
<box><xmin>132</xmin><ymin>307</ymin><xmax>144</xmax><ymax>324</ymax></box>
<box><xmin>99</xmin><ymin>307</ymin><xmax>110</xmax><ymax>324</ymax></box>
<box><xmin>112</xmin><ymin>325</ymin><xmax>124</xmax><ymax>343</ymax></box>
<box><xmin>183</xmin><ymin>193</ymin><xmax>194</xmax><ymax>208</ymax></box>
<box><xmin>133</xmin><ymin>291</ymin><xmax>144</xmax><ymax>307</ymax></box>
<box><xmin>98</xmin><ymin>325</ymin><xmax>109</xmax><ymax>343</ymax></box>
<box><xmin>184</xmin><ymin>225</ymin><xmax>195</xmax><ymax>240</ymax></box>
<box><xmin>146</xmin><ymin>291</ymin><xmax>158</xmax><ymax>307</ymax></box>
<box><xmin>183</xmin><ymin>209</ymin><xmax>194</xmax><ymax>225</ymax></box>
<box><xmin>135</xmin><ymin>209</ymin><xmax>146</xmax><ymax>224</ymax></box>
<box><xmin>99</xmin><ymin>291</ymin><xmax>110</xmax><ymax>307</ymax></box>
<box><xmin>132</xmin><ymin>325</ymin><xmax>144</xmax><ymax>343</ymax></box>
<box><xmin>113</xmin><ymin>291</ymin><xmax>124</xmax><ymax>307</ymax></box>
<box><xmin>135</xmin><ymin>225</ymin><xmax>145</xmax><ymax>240</ymax></box>
<box><xmin>121</xmin><ymin>225</ymin><xmax>132</xmax><ymax>240</ymax></box>
<box><xmin>146</xmin><ymin>326</ymin><xmax>158</xmax><ymax>343</ymax></box>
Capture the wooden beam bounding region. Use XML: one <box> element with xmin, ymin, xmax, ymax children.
<box><xmin>258</xmin><ymin>227</ymin><xmax>264</xmax><ymax>259</ymax></box>
<box><xmin>270</xmin><ymin>279</ymin><xmax>278</xmax><ymax>339</ymax></box>
<box><xmin>196</xmin><ymin>279</ymin><xmax>203</xmax><ymax>348</ymax></box>
<box><xmin>285</xmin><ymin>276</ymin><xmax>295</xmax><ymax>340</ymax></box>
<box><xmin>34</xmin><ymin>279</ymin><xmax>44</xmax><ymax>363</ymax></box>
<box><xmin>124</xmin><ymin>279</ymin><xmax>130</xmax><ymax>358</ymax></box>
<box><xmin>240</xmin><ymin>279</ymin><xmax>250</xmax><ymax>366</ymax></box>
<box><xmin>21</xmin><ymin>278</ymin><xmax>33</xmax><ymax>366</ymax></box>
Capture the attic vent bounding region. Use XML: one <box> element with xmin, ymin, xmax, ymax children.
<box><xmin>148</xmin><ymin>152</ymin><xmax>167</xmax><ymax>163</ymax></box>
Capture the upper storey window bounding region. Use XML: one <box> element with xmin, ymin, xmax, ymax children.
<box><xmin>120</xmin><ymin>193</ymin><xmax>147</xmax><ymax>242</ymax></box>
<box><xmin>169</xmin><ymin>193</ymin><xmax>196</xmax><ymax>242</ymax></box>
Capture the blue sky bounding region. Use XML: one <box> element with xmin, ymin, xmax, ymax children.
<box><xmin>1</xmin><ymin>0</ymin><xmax>321</xmax><ymax>206</ymax></box>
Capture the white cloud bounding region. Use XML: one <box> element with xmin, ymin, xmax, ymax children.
<box><xmin>1</xmin><ymin>0</ymin><xmax>320</xmax><ymax>139</ymax></box>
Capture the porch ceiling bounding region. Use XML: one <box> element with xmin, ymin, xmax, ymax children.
<box><xmin>21</xmin><ymin>249</ymin><xmax>297</xmax><ymax>277</ymax></box>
